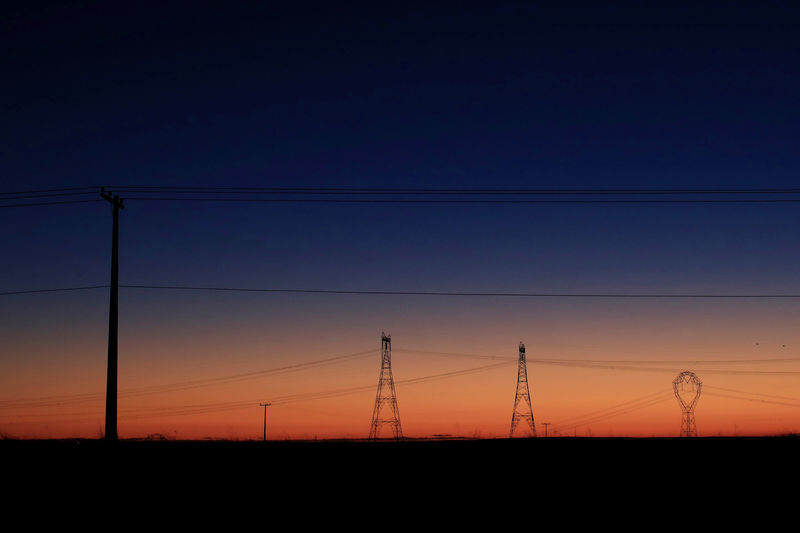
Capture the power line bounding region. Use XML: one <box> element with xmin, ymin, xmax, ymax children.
<box><xmin>89</xmin><ymin>184</ymin><xmax>800</xmax><ymax>205</ymax></box>
<box><xmin>99</xmin><ymin>185</ymin><xmax>800</xmax><ymax>195</ymax></box>
<box><xmin>704</xmin><ymin>391</ymin><xmax>800</xmax><ymax>408</ymax></box>
<box><xmin>119</xmin><ymin>197</ymin><xmax>800</xmax><ymax>204</ymax></box>
<box><xmin>99</xmin><ymin>285</ymin><xmax>800</xmax><ymax>298</ymax></box>
<box><xmin>394</xmin><ymin>349</ymin><xmax>800</xmax><ymax>375</ymax></box>
<box><xmin>6</xmin><ymin>353</ymin><xmax>800</xmax><ymax>427</ymax></box>
<box><xmin>0</xmin><ymin>285</ymin><xmax>109</xmax><ymax>296</ymax></box>
<box><xmin>1</xmin><ymin>359</ymin><xmax>517</xmax><ymax>422</ymax></box>
<box><xmin>704</xmin><ymin>385</ymin><xmax>800</xmax><ymax>403</ymax></box>
<box><xmin>121</xmin><ymin>284</ymin><xmax>800</xmax><ymax>298</ymax></box>
<box><xmin>6</xmin><ymin>360</ymin><xmax>516</xmax><ymax>422</ymax></box>
<box><xmin>4</xmin><ymin>185</ymin><xmax>800</xmax><ymax>195</ymax></box>
<box><xmin>0</xmin><ymin>199</ymin><xmax>104</xmax><ymax>208</ymax></box>
<box><xmin>552</xmin><ymin>395</ymin><xmax>676</xmax><ymax>434</ymax></box>
<box><xmin>0</xmin><ymin>192</ymin><xmax>99</xmax><ymax>200</ymax></box>
<box><xmin>0</xmin><ymin>186</ymin><xmax>98</xmax><ymax>196</ymax></box>
<box><xmin>0</xmin><ymin>349</ymin><xmax>377</xmax><ymax>409</ymax></box>
<box><xmin>551</xmin><ymin>390</ymin><xmax>673</xmax><ymax>427</ymax></box>
<box><xmin>6</xmin><ymin>185</ymin><xmax>800</xmax><ymax>207</ymax></box>
<box><xmin>395</xmin><ymin>348</ymin><xmax>800</xmax><ymax>365</ymax></box>
<box><xmin>530</xmin><ymin>359</ymin><xmax>800</xmax><ymax>376</ymax></box>
<box><xmin>5</xmin><ymin>283</ymin><xmax>800</xmax><ymax>298</ymax></box>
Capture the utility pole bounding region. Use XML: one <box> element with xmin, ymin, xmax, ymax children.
<box><xmin>101</xmin><ymin>188</ymin><xmax>123</xmax><ymax>441</ymax></box>
<box><xmin>542</xmin><ymin>422</ymin><xmax>550</xmax><ymax>438</ymax></box>
<box><xmin>259</xmin><ymin>403</ymin><xmax>271</xmax><ymax>441</ymax></box>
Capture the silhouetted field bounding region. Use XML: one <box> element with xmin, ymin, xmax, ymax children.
<box><xmin>4</xmin><ymin>436</ymin><xmax>787</xmax><ymax>529</ymax></box>
<box><xmin>4</xmin><ymin>435</ymin><xmax>794</xmax><ymax>481</ymax></box>
<box><xmin>4</xmin><ymin>436</ymin><xmax>791</xmax><ymax>519</ymax></box>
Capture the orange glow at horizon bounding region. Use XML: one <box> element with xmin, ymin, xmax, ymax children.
<box><xmin>2</xmin><ymin>298</ymin><xmax>800</xmax><ymax>440</ymax></box>
<box><xmin>3</xmin><ymin>347</ymin><xmax>800</xmax><ymax>440</ymax></box>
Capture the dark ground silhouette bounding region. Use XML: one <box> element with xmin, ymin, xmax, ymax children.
<box><xmin>4</xmin><ymin>436</ymin><xmax>791</xmax><ymax>523</ymax></box>
<box><xmin>4</xmin><ymin>436</ymin><xmax>794</xmax><ymax>481</ymax></box>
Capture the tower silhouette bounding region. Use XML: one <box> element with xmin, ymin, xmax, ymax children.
<box><xmin>673</xmin><ymin>370</ymin><xmax>702</xmax><ymax>437</ymax></box>
<box><xmin>368</xmin><ymin>333</ymin><xmax>403</xmax><ymax>440</ymax></box>
<box><xmin>510</xmin><ymin>342</ymin><xmax>537</xmax><ymax>438</ymax></box>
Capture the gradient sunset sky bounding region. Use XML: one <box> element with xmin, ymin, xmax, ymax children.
<box><xmin>2</xmin><ymin>3</ymin><xmax>800</xmax><ymax>439</ymax></box>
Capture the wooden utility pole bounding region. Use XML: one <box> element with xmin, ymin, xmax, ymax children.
<box><xmin>101</xmin><ymin>188</ymin><xmax>124</xmax><ymax>441</ymax></box>
<box><xmin>259</xmin><ymin>403</ymin><xmax>272</xmax><ymax>441</ymax></box>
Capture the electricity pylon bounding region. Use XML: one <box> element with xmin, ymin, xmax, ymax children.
<box><xmin>673</xmin><ymin>371</ymin><xmax>702</xmax><ymax>437</ymax></box>
<box><xmin>368</xmin><ymin>333</ymin><xmax>403</xmax><ymax>440</ymax></box>
<box><xmin>510</xmin><ymin>342</ymin><xmax>537</xmax><ymax>438</ymax></box>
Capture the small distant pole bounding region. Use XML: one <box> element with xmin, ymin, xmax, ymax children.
<box><xmin>259</xmin><ymin>403</ymin><xmax>272</xmax><ymax>441</ymax></box>
<box><xmin>542</xmin><ymin>422</ymin><xmax>550</xmax><ymax>438</ymax></box>
<box><xmin>101</xmin><ymin>187</ymin><xmax>124</xmax><ymax>442</ymax></box>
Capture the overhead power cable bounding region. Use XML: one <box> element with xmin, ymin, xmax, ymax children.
<box><xmin>5</xmin><ymin>284</ymin><xmax>800</xmax><ymax>298</ymax></box>
<box><xmin>550</xmin><ymin>390</ymin><xmax>674</xmax><ymax>430</ymax></box>
<box><xmin>103</xmin><ymin>186</ymin><xmax>800</xmax><ymax>194</ymax></box>
<box><xmin>703</xmin><ymin>385</ymin><xmax>800</xmax><ymax>402</ymax></box>
<box><xmin>395</xmin><ymin>348</ymin><xmax>800</xmax><ymax>365</ymax></box>
<box><xmin>0</xmin><ymin>285</ymin><xmax>109</xmax><ymax>296</ymax></box>
<box><xmin>118</xmin><ymin>284</ymin><xmax>800</xmax><ymax>298</ymax></box>
<box><xmin>551</xmin><ymin>394</ymin><xmax>676</xmax><ymax>433</ymax></box>
<box><xmin>394</xmin><ymin>349</ymin><xmax>800</xmax><ymax>375</ymax></box>
<box><xmin>0</xmin><ymin>349</ymin><xmax>377</xmax><ymax>409</ymax></box>
<box><xmin>98</xmin><ymin>184</ymin><xmax>800</xmax><ymax>205</ymax></box>
<box><xmin>0</xmin><ymin>186</ymin><xmax>98</xmax><ymax>196</ymax></box>
<box><xmin>5</xmin><ymin>185</ymin><xmax>800</xmax><ymax>196</ymax></box>
<box><xmin>119</xmin><ymin>197</ymin><xmax>800</xmax><ymax>204</ymax></box>
<box><xmin>5</xmin><ymin>185</ymin><xmax>800</xmax><ymax>207</ymax></box>
<box><xmin>0</xmin><ymin>199</ymin><xmax>104</xmax><ymax>208</ymax></box>
<box><xmin>59</xmin><ymin>360</ymin><xmax>518</xmax><ymax>421</ymax></box>
<box><xmin>704</xmin><ymin>391</ymin><xmax>800</xmax><ymax>408</ymax></box>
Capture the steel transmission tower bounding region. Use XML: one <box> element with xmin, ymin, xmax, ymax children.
<box><xmin>368</xmin><ymin>333</ymin><xmax>403</xmax><ymax>440</ymax></box>
<box><xmin>673</xmin><ymin>371</ymin><xmax>702</xmax><ymax>437</ymax></box>
<box><xmin>510</xmin><ymin>342</ymin><xmax>537</xmax><ymax>438</ymax></box>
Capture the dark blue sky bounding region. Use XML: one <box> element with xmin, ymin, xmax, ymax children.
<box><xmin>2</xmin><ymin>2</ymin><xmax>799</xmax><ymax>321</ymax></box>
<box><xmin>4</xmin><ymin>3</ymin><xmax>799</xmax><ymax>188</ymax></box>
<box><xmin>5</xmin><ymin>2</ymin><xmax>800</xmax><ymax>440</ymax></box>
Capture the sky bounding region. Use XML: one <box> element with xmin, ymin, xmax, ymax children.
<box><xmin>2</xmin><ymin>2</ymin><xmax>800</xmax><ymax>439</ymax></box>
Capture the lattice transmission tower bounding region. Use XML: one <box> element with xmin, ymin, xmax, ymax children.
<box><xmin>673</xmin><ymin>370</ymin><xmax>702</xmax><ymax>437</ymax></box>
<box><xmin>510</xmin><ymin>342</ymin><xmax>537</xmax><ymax>438</ymax></box>
<box><xmin>368</xmin><ymin>333</ymin><xmax>403</xmax><ymax>440</ymax></box>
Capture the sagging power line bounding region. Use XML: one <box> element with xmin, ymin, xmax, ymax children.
<box><xmin>5</xmin><ymin>284</ymin><xmax>800</xmax><ymax>298</ymax></box>
<box><xmin>6</xmin><ymin>185</ymin><xmax>800</xmax><ymax>208</ymax></box>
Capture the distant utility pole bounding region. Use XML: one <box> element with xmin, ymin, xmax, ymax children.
<box><xmin>101</xmin><ymin>188</ymin><xmax>124</xmax><ymax>442</ymax></box>
<box><xmin>259</xmin><ymin>403</ymin><xmax>272</xmax><ymax>441</ymax></box>
<box><xmin>542</xmin><ymin>422</ymin><xmax>550</xmax><ymax>438</ymax></box>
